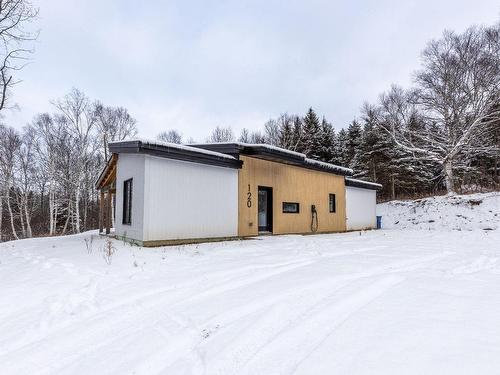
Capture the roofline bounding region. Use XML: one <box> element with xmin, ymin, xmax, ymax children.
<box><xmin>345</xmin><ymin>178</ymin><xmax>382</xmax><ymax>190</ymax></box>
<box><xmin>190</xmin><ymin>142</ymin><xmax>353</xmax><ymax>176</ymax></box>
<box><xmin>95</xmin><ymin>155</ymin><xmax>112</xmax><ymax>188</ymax></box>
<box><xmin>108</xmin><ymin>140</ymin><xmax>243</xmax><ymax>169</ymax></box>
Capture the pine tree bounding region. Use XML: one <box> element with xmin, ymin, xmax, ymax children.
<box><xmin>346</xmin><ymin>120</ymin><xmax>363</xmax><ymax>168</ymax></box>
<box><xmin>333</xmin><ymin>128</ymin><xmax>348</xmax><ymax>166</ymax></box>
<box><xmin>301</xmin><ymin>108</ymin><xmax>322</xmax><ymax>159</ymax></box>
<box><xmin>319</xmin><ymin>117</ymin><xmax>335</xmax><ymax>163</ymax></box>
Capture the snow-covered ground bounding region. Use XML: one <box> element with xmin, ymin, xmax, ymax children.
<box><xmin>377</xmin><ymin>192</ymin><xmax>500</xmax><ymax>231</ymax></box>
<box><xmin>1</xmin><ymin>194</ymin><xmax>500</xmax><ymax>374</ymax></box>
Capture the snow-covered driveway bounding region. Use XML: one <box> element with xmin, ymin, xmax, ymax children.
<box><xmin>1</xmin><ymin>229</ymin><xmax>499</xmax><ymax>374</ymax></box>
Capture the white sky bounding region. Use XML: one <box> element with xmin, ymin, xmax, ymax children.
<box><xmin>3</xmin><ymin>0</ymin><xmax>500</xmax><ymax>141</ymax></box>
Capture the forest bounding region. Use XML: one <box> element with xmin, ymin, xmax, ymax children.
<box><xmin>0</xmin><ymin>0</ymin><xmax>498</xmax><ymax>241</ymax></box>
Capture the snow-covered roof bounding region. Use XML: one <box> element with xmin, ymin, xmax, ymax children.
<box><xmin>108</xmin><ymin>138</ymin><xmax>236</xmax><ymax>160</ymax></box>
<box><xmin>106</xmin><ymin>139</ymin><xmax>243</xmax><ymax>171</ymax></box>
<box><xmin>304</xmin><ymin>158</ymin><xmax>354</xmax><ymax>175</ymax></box>
<box><xmin>190</xmin><ymin>142</ymin><xmax>353</xmax><ymax>176</ymax></box>
<box><xmin>345</xmin><ymin>178</ymin><xmax>382</xmax><ymax>190</ymax></box>
<box><xmin>199</xmin><ymin>141</ymin><xmax>306</xmax><ymax>159</ymax></box>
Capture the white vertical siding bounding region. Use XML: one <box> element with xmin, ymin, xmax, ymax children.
<box><xmin>143</xmin><ymin>155</ymin><xmax>238</xmax><ymax>241</ymax></box>
<box><xmin>115</xmin><ymin>154</ymin><xmax>146</xmax><ymax>241</ymax></box>
<box><xmin>346</xmin><ymin>186</ymin><xmax>377</xmax><ymax>230</ymax></box>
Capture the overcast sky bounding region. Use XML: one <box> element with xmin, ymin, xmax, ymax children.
<box><xmin>3</xmin><ymin>0</ymin><xmax>500</xmax><ymax>141</ymax></box>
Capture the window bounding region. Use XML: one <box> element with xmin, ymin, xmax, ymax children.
<box><xmin>123</xmin><ymin>178</ymin><xmax>133</xmax><ymax>225</ymax></box>
<box><xmin>282</xmin><ymin>202</ymin><xmax>300</xmax><ymax>213</ymax></box>
<box><xmin>329</xmin><ymin>194</ymin><xmax>336</xmax><ymax>213</ymax></box>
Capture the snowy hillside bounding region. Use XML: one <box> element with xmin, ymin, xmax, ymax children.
<box><xmin>1</xmin><ymin>226</ymin><xmax>500</xmax><ymax>374</ymax></box>
<box><xmin>377</xmin><ymin>192</ymin><xmax>500</xmax><ymax>231</ymax></box>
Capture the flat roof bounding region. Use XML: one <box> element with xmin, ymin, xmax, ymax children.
<box><xmin>190</xmin><ymin>142</ymin><xmax>354</xmax><ymax>176</ymax></box>
<box><xmin>345</xmin><ymin>178</ymin><xmax>382</xmax><ymax>190</ymax></box>
<box><xmin>108</xmin><ymin>139</ymin><xmax>243</xmax><ymax>169</ymax></box>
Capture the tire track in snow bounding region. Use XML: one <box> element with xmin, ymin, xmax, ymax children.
<box><xmin>0</xmin><ymin>259</ymin><xmax>315</xmax><ymax>374</ymax></box>
<box><xmin>199</xmin><ymin>252</ymin><xmax>450</xmax><ymax>375</ymax></box>
<box><xmin>451</xmin><ymin>255</ymin><xmax>499</xmax><ymax>275</ymax></box>
<box><xmin>240</xmin><ymin>276</ymin><xmax>405</xmax><ymax>375</ymax></box>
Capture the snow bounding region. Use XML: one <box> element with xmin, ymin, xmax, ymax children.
<box><xmin>304</xmin><ymin>157</ymin><xmax>354</xmax><ymax>175</ymax></box>
<box><xmin>1</xmin><ymin>193</ymin><xmax>500</xmax><ymax>374</ymax></box>
<box><xmin>195</xmin><ymin>141</ymin><xmax>307</xmax><ymax>159</ymax></box>
<box><xmin>377</xmin><ymin>192</ymin><xmax>500</xmax><ymax>231</ymax></box>
<box><xmin>108</xmin><ymin>139</ymin><xmax>238</xmax><ymax>160</ymax></box>
<box><xmin>193</xmin><ymin>142</ymin><xmax>354</xmax><ymax>175</ymax></box>
<box><xmin>346</xmin><ymin>177</ymin><xmax>383</xmax><ymax>189</ymax></box>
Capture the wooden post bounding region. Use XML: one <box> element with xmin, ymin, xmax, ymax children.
<box><xmin>106</xmin><ymin>191</ymin><xmax>112</xmax><ymax>234</ymax></box>
<box><xmin>99</xmin><ymin>191</ymin><xmax>104</xmax><ymax>233</ymax></box>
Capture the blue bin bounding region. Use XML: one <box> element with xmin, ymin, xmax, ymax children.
<box><xmin>376</xmin><ymin>216</ymin><xmax>382</xmax><ymax>229</ymax></box>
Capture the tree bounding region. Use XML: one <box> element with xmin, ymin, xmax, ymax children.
<box><xmin>0</xmin><ymin>125</ymin><xmax>21</xmax><ymax>239</ymax></box>
<box><xmin>157</xmin><ymin>129</ymin><xmax>182</xmax><ymax>144</ymax></box>
<box><xmin>319</xmin><ymin>118</ymin><xmax>336</xmax><ymax>163</ymax></box>
<box><xmin>332</xmin><ymin>128</ymin><xmax>348</xmax><ymax>166</ymax></box>
<box><xmin>301</xmin><ymin>108</ymin><xmax>322</xmax><ymax>159</ymax></box>
<box><xmin>95</xmin><ymin>103</ymin><xmax>137</xmax><ymax>161</ymax></box>
<box><xmin>345</xmin><ymin>120</ymin><xmax>362</xmax><ymax>167</ymax></box>
<box><xmin>277</xmin><ymin>114</ymin><xmax>295</xmax><ymax>150</ymax></box>
<box><xmin>52</xmin><ymin>88</ymin><xmax>98</xmax><ymax>233</ymax></box>
<box><xmin>0</xmin><ymin>0</ymin><xmax>38</xmax><ymax>112</ymax></box>
<box><xmin>263</xmin><ymin>119</ymin><xmax>280</xmax><ymax>145</ymax></box>
<box><xmin>238</xmin><ymin>128</ymin><xmax>250</xmax><ymax>143</ymax></box>
<box><xmin>379</xmin><ymin>24</ymin><xmax>500</xmax><ymax>194</ymax></box>
<box><xmin>207</xmin><ymin>126</ymin><xmax>234</xmax><ymax>143</ymax></box>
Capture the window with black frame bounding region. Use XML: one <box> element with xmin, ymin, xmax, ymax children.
<box><xmin>282</xmin><ymin>202</ymin><xmax>300</xmax><ymax>213</ymax></box>
<box><xmin>123</xmin><ymin>178</ymin><xmax>133</xmax><ymax>225</ymax></box>
<box><xmin>329</xmin><ymin>193</ymin><xmax>336</xmax><ymax>213</ymax></box>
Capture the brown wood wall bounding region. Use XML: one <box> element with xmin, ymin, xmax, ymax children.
<box><xmin>238</xmin><ymin>156</ymin><xmax>347</xmax><ymax>236</ymax></box>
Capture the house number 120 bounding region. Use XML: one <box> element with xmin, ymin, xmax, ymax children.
<box><xmin>247</xmin><ymin>184</ymin><xmax>252</xmax><ymax>208</ymax></box>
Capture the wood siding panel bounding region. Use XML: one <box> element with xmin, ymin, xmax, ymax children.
<box><xmin>238</xmin><ymin>156</ymin><xmax>346</xmax><ymax>236</ymax></box>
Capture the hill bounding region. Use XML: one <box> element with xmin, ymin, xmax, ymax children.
<box><xmin>377</xmin><ymin>192</ymin><xmax>500</xmax><ymax>231</ymax></box>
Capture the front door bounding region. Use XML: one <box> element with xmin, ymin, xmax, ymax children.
<box><xmin>258</xmin><ymin>186</ymin><xmax>273</xmax><ymax>232</ymax></box>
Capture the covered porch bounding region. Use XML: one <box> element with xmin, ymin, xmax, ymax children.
<box><xmin>96</xmin><ymin>154</ymin><xmax>118</xmax><ymax>235</ymax></box>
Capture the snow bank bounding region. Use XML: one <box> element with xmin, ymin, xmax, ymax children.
<box><xmin>377</xmin><ymin>192</ymin><xmax>500</xmax><ymax>231</ymax></box>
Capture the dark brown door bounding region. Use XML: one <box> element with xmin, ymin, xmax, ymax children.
<box><xmin>258</xmin><ymin>186</ymin><xmax>273</xmax><ymax>232</ymax></box>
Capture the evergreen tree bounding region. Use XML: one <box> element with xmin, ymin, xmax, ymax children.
<box><xmin>319</xmin><ymin>117</ymin><xmax>335</xmax><ymax>163</ymax></box>
<box><xmin>346</xmin><ymin>120</ymin><xmax>363</xmax><ymax>168</ymax></box>
<box><xmin>301</xmin><ymin>108</ymin><xmax>322</xmax><ymax>159</ymax></box>
<box><xmin>333</xmin><ymin>128</ymin><xmax>348</xmax><ymax>166</ymax></box>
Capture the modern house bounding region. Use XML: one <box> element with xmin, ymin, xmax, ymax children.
<box><xmin>96</xmin><ymin>140</ymin><xmax>381</xmax><ymax>246</ymax></box>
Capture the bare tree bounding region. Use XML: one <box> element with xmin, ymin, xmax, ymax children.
<box><xmin>157</xmin><ymin>129</ymin><xmax>182</xmax><ymax>144</ymax></box>
<box><xmin>263</xmin><ymin>119</ymin><xmax>280</xmax><ymax>145</ymax></box>
<box><xmin>14</xmin><ymin>125</ymin><xmax>37</xmax><ymax>237</ymax></box>
<box><xmin>0</xmin><ymin>125</ymin><xmax>21</xmax><ymax>239</ymax></box>
<box><xmin>94</xmin><ymin>102</ymin><xmax>137</xmax><ymax>161</ymax></box>
<box><xmin>238</xmin><ymin>128</ymin><xmax>250</xmax><ymax>142</ymax></box>
<box><xmin>379</xmin><ymin>24</ymin><xmax>500</xmax><ymax>194</ymax></box>
<box><xmin>206</xmin><ymin>126</ymin><xmax>234</xmax><ymax>143</ymax></box>
<box><xmin>52</xmin><ymin>88</ymin><xmax>98</xmax><ymax>233</ymax></box>
<box><xmin>0</xmin><ymin>0</ymin><xmax>38</xmax><ymax>112</ymax></box>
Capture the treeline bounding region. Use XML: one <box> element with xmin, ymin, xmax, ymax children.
<box><xmin>160</xmin><ymin>21</ymin><xmax>500</xmax><ymax>199</ymax></box>
<box><xmin>1</xmin><ymin>16</ymin><xmax>499</xmax><ymax>242</ymax></box>
<box><xmin>0</xmin><ymin>89</ymin><xmax>137</xmax><ymax>241</ymax></box>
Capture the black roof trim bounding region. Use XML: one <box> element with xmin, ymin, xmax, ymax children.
<box><xmin>191</xmin><ymin>142</ymin><xmax>353</xmax><ymax>176</ymax></box>
<box><xmin>108</xmin><ymin>140</ymin><xmax>243</xmax><ymax>169</ymax></box>
<box><xmin>345</xmin><ymin>178</ymin><xmax>382</xmax><ymax>190</ymax></box>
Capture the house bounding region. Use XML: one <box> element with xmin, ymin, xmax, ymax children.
<box><xmin>96</xmin><ymin>140</ymin><xmax>381</xmax><ymax>246</ymax></box>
